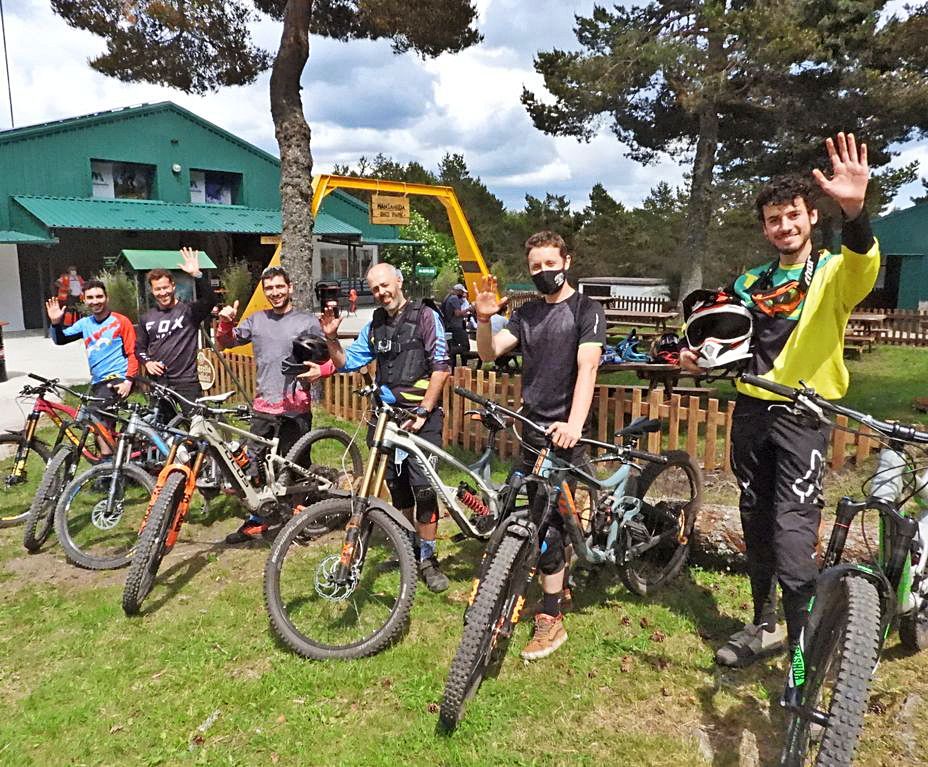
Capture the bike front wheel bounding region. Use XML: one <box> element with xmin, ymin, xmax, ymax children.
<box><xmin>780</xmin><ymin>575</ymin><xmax>881</xmax><ymax>767</ymax></box>
<box><xmin>55</xmin><ymin>462</ymin><xmax>155</xmax><ymax>570</ymax></box>
<box><xmin>22</xmin><ymin>446</ymin><xmax>73</xmax><ymax>551</ymax></box>
<box><xmin>264</xmin><ymin>498</ymin><xmax>416</xmax><ymax>660</ymax></box>
<box><xmin>440</xmin><ymin>534</ymin><xmax>533</xmax><ymax>731</ymax></box>
<box><xmin>619</xmin><ymin>450</ymin><xmax>702</xmax><ymax>596</ymax></box>
<box><xmin>122</xmin><ymin>471</ymin><xmax>185</xmax><ymax>615</ymax></box>
<box><xmin>0</xmin><ymin>432</ymin><xmax>50</xmax><ymax>528</ymax></box>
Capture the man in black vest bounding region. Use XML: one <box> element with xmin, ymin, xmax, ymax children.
<box><xmin>322</xmin><ymin>263</ymin><xmax>453</xmax><ymax>592</ymax></box>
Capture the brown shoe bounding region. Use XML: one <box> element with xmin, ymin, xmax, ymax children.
<box><xmin>521</xmin><ymin>613</ymin><xmax>567</xmax><ymax>661</ymax></box>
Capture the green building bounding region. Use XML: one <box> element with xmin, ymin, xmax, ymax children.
<box><xmin>870</xmin><ymin>204</ymin><xmax>928</xmax><ymax>310</ymax></box>
<box><xmin>0</xmin><ymin>102</ymin><xmax>412</xmax><ymax>330</ymax></box>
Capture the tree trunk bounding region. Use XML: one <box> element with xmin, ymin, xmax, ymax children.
<box><xmin>270</xmin><ymin>0</ymin><xmax>315</xmax><ymax>311</ymax></box>
<box><xmin>691</xmin><ymin>504</ymin><xmax>879</xmax><ymax>571</ymax></box>
<box><xmin>676</xmin><ymin>103</ymin><xmax>718</xmax><ymax>303</ymax></box>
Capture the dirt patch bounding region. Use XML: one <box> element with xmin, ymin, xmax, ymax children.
<box><xmin>3</xmin><ymin>549</ymin><xmax>126</xmax><ymax>592</ymax></box>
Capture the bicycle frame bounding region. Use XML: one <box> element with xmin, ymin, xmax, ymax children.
<box><xmin>358</xmin><ymin>400</ymin><xmax>505</xmax><ymax>541</ymax></box>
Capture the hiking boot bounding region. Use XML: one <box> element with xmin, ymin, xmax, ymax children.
<box><xmin>419</xmin><ymin>556</ymin><xmax>449</xmax><ymax>593</ymax></box>
<box><xmin>716</xmin><ymin>622</ymin><xmax>787</xmax><ymax>668</ymax></box>
<box><xmin>224</xmin><ymin>518</ymin><xmax>268</xmax><ymax>545</ymax></box>
<box><xmin>521</xmin><ymin>613</ymin><xmax>567</xmax><ymax>661</ymax></box>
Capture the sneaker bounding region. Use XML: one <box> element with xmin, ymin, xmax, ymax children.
<box><xmin>716</xmin><ymin>622</ymin><xmax>786</xmax><ymax>667</ymax></box>
<box><xmin>224</xmin><ymin>518</ymin><xmax>268</xmax><ymax>545</ymax></box>
<box><xmin>521</xmin><ymin>613</ymin><xmax>568</xmax><ymax>660</ymax></box>
<box><xmin>418</xmin><ymin>556</ymin><xmax>449</xmax><ymax>593</ymax></box>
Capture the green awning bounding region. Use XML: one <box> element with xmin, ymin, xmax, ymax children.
<box><xmin>0</xmin><ymin>229</ymin><xmax>58</xmax><ymax>245</ymax></box>
<box><xmin>120</xmin><ymin>249</ymin><xmax>218</xmax><ymax>270</ymax></box>
<box><xmin>12</xmin><ymin>195</ymin><xmax>361</xmax><ymax>238</ymax></box>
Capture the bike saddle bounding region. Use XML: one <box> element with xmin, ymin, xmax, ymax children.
<box><xmin>196</xmin><ymin>391</ymin><xmax>235</xmax><ymax>404</ymax></box>
<box><xmin>615</xmin><ymin>417</ymin><xmax>661</xmax><ymax>437</ymax></box>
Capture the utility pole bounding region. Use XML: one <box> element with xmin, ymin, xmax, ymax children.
<box><xmin>0</xmin><ymin>0</ymin><xmax>13</xmax><ymax>128</ymax></box>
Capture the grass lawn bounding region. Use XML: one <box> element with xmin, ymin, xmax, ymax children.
<box><xmin>2</xmin><ymin>349</ymin><xmax>928</xmax><ymax>765</ymax></box>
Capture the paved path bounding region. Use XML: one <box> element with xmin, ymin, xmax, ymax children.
<box><xmin>0</xmin><ymin>330</ymin><xmax>89</xmax><ymax>430</ymax></box>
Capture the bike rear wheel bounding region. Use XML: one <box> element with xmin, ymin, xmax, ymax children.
<box><xmin>780</xmin><ymin>575</ymin><xmax>881</xmax><ymax>766</ymax></box>
<box><xmin>122</xmin><ymin>471</ymin><xmax>185</xmax><ymax>615</ymax></box>
<box><xmin>0</xmin><ymin>432</ymin><xmax>50</xmax><ymax>528</ymax></box>
<box><xmin>22</xmin><ymin>446</ymin><xmax>73</xmax><ymax>551</ymax></box>
<box><xmin>55</xmin><ymin>463</ymin><xmax>155</xmax><ymax>570</ymax></box>
<box><xmin>282</xmin><ymin>427</ymin><xmax>364</xmax><ymax>506</ymax></box>
<box><xmin>264</xmin><ymin>498</ymin><xmax>416</xmax><ymax>660</ymax></box>
<box><xmin>440</xmin><ymin>534</ymin><xmax>533</xmax><ymax>730</ymax></box>
<box><xmin>619</xmin><ymin>450</ymin><xmax>701</xmax><ymax>596</ymax></box>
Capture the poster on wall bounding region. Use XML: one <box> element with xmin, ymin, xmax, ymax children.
<box><xmin>113</xmin><ymin>164</ymin><xmax>153</xmax><ymax>199</ymax></box>
<box><xmin>91</xmin><ymin>161</ymin><xmax>115</xmax><ymax>199</ymax></box>
<box><xmin>205</xmin><ymin>178</ymin><xmax>232</xmax><ymax>205</ymax></box>
<box><xmin>189</xmin><ymin>170</ymin><xmax>206</xmax><ymax>204</ymax></box>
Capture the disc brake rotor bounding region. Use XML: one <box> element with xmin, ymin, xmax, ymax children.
<box><xmin>91</xmin><ymin>498</ymin><xmax>124</xmax><ymax>530</ymax></box>
<box><xmin>314</xmin><ymin>554</ymin><xmax>360</xmax><ymax>602</ymax></box>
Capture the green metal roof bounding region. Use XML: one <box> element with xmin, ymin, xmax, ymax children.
<box><xmin>0</xmin><ymin>102</ymin><xmax>281</xmax><ymax>166</ymax></box>
<box><xmin>0</xmin><ymin>229</ymin><xmax>58</xmax><ymax>245</ymax></box>
<box><xmin>12</xmin><ymin>195</ymin><xmax>360</xmax><ymax>237</ymax></box>
<box><xmin>120</xmin><ymin>249</ymin><xmax>218</xmax><ymax>270</ymax></box>
<box><xmin>872</xmin><ymin>204</ymin><xmax>928</xmax><ymax>256</ymax></box>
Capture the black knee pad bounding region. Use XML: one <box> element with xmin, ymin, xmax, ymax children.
<box><xmin>413</xmin><ymin>485</ymin><xmax>439</xmax><ymax>525</ymax></box>
<box><xmin>538</xmin><ymin>526</ymin><xmax>566</xmax><ymax>575</ymax></box>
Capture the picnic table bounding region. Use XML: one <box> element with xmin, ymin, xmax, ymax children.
<box><xmin>599</xmin><ymin>361</ymin><xmax>712</xmax><ymax>397</ymax></box>
<box><xmin>603</xmin><ymin>309</ymin><xmax>679</xmax><ymax>333</ymax></box>
<box><xmin>848</xmin><ymin>312</ymin><xmax>886</xmax><ymax>335</ymax></box>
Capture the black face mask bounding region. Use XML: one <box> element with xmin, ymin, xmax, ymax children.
<box><xmin>531</xmin><ymin>268</ymin><xmax>567</xmax><ymax>295</ymax></box>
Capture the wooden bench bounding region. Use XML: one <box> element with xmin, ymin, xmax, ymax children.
<box><xmin>844</xmin><ymin>333</ymin><xmax>876</xmax><ymax>357</ymax></box>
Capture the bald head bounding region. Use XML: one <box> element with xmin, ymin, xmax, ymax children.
<box><xmin>367</xmin><ymin>262</ymin><xmax>406</xmax><ymax>314</ymax></box>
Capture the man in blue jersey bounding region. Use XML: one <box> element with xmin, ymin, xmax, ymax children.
<box><xmin>321</xmin><ymin>263</ymin><xmax>452</xmax><ymax>592</ymax></box>
<box><xmin>46</xmin><ymin>279</ymin><xmax>138</xmax><ymax>454</ymax></box>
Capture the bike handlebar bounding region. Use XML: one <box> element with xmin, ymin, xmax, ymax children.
<box><xmin>740</xmin><ymin>374</ymin><xmax>928</xmax><ymax>446</ymax></box>
<box><xmin>453</xmin><ymin>386</ymin><xmax>667</xmax><ymax>463</ymax></box>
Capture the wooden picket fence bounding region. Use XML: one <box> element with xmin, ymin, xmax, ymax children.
<box><xmin>316</xmin><ymin>365</ymin><xmax>882</xmax><ymax>473</ymax></box>
<box><xmin>855</xmin><ymin>306</ymin><xmax>928</xmax><ymax>347</ymax></box>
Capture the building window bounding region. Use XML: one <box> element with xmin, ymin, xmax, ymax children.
<box><xmin>190</xmin><ymin>170</ymin><xmax>242</xmax><ymax>205</ymax></box>
<box><xmin>874</xmin><ymin>256</ymin><xmax>886</xmax><ymax>289</ymax></box>
<box><xmin>91</xmin><ymin>160</ymin><xmax>155</xmax><ymax>200</ymax></box>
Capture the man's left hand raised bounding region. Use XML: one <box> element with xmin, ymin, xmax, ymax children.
<box><xmin>813</xmin><ymin>132</ymin><xmax>868</xmax><ymax>220</ymax></box>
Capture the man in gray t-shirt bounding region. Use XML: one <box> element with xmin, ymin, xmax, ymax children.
<box><xmin>216</xmin><ymin>266</ymin><xmax>336</xmax><ymax>543</ymax></box>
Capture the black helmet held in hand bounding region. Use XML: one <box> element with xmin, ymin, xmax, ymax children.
<box><xmin>281</xmin><ymin>333</ymin><xmax>330</xmax><ymax>376</ymax></box>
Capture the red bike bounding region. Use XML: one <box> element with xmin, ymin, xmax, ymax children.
<box><xmin>0</xmin><ymin>374</ymin><xmax>105</xmax><ymax>528</ymax></box>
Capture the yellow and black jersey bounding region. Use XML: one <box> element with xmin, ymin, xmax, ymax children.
<box><xmin>732</xmin><ymin>214</ymin><xmax>880</xmax><ymax>401</ymax></box>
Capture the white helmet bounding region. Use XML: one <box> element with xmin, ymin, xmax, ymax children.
<box><xmin>682</xmin><ymin>290</ymin><xmax>754</xmax><ymax>370</ymax></box>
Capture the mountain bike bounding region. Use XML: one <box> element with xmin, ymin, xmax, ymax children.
<box><xmin>0</xmin><ymin>373</ymin><xmax>104</xmax><ymax>528</ymax></box>
<box><xmin>439</xmin><ymin>386</ymin><xmax>702</xmax><ymax>730</ymax></box>
<box><xmin>21</xmin><ymin>385</ymin><xmax>123</xmax><ymax>552</ymax></box>
<box><xmin>264</xmin><ymin>379</ymin><xmax>517</xmax><ymax>661</ymax></box>
<box><xmin>739</xmin><ymin>376</ymin><xmax>928</xmax><ymax>767</ymax></box>
<box><xmin>53</xmin><ymin>398</ymin><xmax>181</xmax><ymax>571</ymax></box>
<box><xmin>121</xmin><ymin>385</ymin><xmax>362</xmax><ymax>615</ymax></box>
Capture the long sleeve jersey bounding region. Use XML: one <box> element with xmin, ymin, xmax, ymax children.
<box><xmin>136</xmin><ymin>273</ymin><xmax>216</xmax><ymax>384</ymax></box>
<box><xmin>216</xmin><ymin>308</ymin><xmax>335</xmax><ymax>415</ymax></box>
<box><xmin>51</xmin><ymin>311</ymin><xmax>138</xmax><ymax>385</ymax></box>
<box><xmin>733</xmin><ymin>213</ymin><xmax>880</xmax><ymax>401</ymax></box>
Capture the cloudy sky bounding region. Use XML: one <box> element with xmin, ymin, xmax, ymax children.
<box><xmin>0</xmin><ymin>0</ymin><xmax>924</xmax><ymax>211</ymax></box>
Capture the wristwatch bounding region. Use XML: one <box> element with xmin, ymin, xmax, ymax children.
<box><xmin>411</xmin><ymin>406</ymin><xmax>430</xmax><ymax>418</ymax></box>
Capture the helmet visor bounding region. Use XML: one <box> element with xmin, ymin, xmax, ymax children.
<box><xmin>685</xmin><ymin>306</ymin><xmax>752</xmax><ymax>349</ymax></box>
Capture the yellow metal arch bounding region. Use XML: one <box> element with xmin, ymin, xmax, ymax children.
<box><xmin>238</xmin><ymin>174</ymin><xmax>491</xmax><ymax>328</ymax></box>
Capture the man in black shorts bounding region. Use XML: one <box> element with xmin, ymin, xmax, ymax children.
<box><xmin>136</xmin><ymin>248</ymin><xmax>216</xmax><ymax>420</ymax></box>
<box><xmin>323</xmin><ymin>263</ymin><xmax>452</xmax><ymax>592</ymax></box>
<box><xmin>475</xmin><ymin>230</ymin><xmax>606</xmax><ymax>660</ymax></box>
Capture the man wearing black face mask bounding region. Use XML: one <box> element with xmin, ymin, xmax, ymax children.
<box><xmin>475</xmin><ymin>230</ymin><xmax>606</xmax><ymax>661</ymax></box>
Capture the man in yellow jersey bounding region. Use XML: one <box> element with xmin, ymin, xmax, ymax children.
<box><xmin>681</xmin><ymin>133</ymin><xmax>879</xmax><ymax>666</ymax></box>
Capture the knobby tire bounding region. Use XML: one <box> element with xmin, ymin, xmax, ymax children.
<box><xmin>122</xmin><ymin>471</ymin><xmax>185</xmax><ymax>615</ymax></box>
<box><xmin>440</xmin><ymin>534</ymin><xmax>531</xmax><ymax>730</ymax></box>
